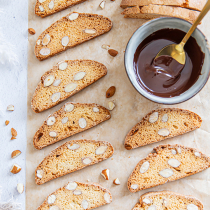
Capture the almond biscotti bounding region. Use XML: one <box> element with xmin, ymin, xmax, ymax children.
<box><xmin>125</xmin><ymin>108</ymin><xmax>202</xmax><ymax>150</ymax></box>
<box><xmin>31</xmin><ymin>60</ymin><xmax>107</xmax><ymax>113</ymax></box>
<box><xmin>35</xmin><ymin>140</ymin><xmax>114</xmax><ymax>184</ymax></box>
<box><xmin>121</xmin><ymin>5</ymin><xmax>200</xmax><ymax>23</ymax></box>
<box><xmin>36</xmin><ymin>181</ymin><xmax>112</xmax><ymax>210</ymax></box>
<box><xmin>35</xmin><ymin>0</ymin><xmax>88</xmax><ymax>18</ymax></box>
<box><xmin>33</xmin><ymin>103</ymin><xmax>111</xmax><ymax>149</ymax></box>
<box><xmin>120</xmin><ymin>0</ymin><xmax>205</xmax><ymax>11</ymax></box>
<box><xmin>128</xmin><ymin>144</ymin><xmax>210</xmax><ymax>192</ymax></box>
<box><xmin>35</xmin><ymin>13</ymin><xmax>112</xmax><ymax>61</ymax></box>
<box><xmin>132</xmin><ymin>191</ymin><xmax>203</xmax><ymax>210</ymax></box>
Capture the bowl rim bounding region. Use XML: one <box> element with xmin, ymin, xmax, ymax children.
<box><xmin>124</xmin><ymin>17</ymin><xmax>210</xmax><ymax>105</ymax></box>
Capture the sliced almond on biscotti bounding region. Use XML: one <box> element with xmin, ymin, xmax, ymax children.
<box><xmin>35</xmin><ymin>140</ymin><xmax>114</xmax><ymax>184</ymax></box>
<box><xmin>127</xmin><ymin>144</ymin><xmax>210</xmax><ymax>193</ymax></box>
<box><xmin>120</xmin><ymin>0</ymin><xmax>205</xmax><ymax>11</ymax></box>
<box><xmin>31</xmin><ymin>60</ymin><xmax>107</xmax><ymax>113</ymax></box>
<box><xmin>125</xmin><ymin>108</ymin><xmax>202</xmax><ymax>150</ymax></box>
<box><xmin>121</xmin><ymin>5</ymin><xmax>200</xmax><ymax>23</ymax></box>
<box><xmin>34</xmin><ymin>13</ymin><xmax>112</xmax><ymax>61</ymax></box>
<box><xmin>33</xmin><ymin>103</ymin><xmax>111</xmax><ymax>150</ymax></box>
<box><xmin>132</xmin><ymin>191</ymin><xmax>203</xmax><ymax>210</ymax></box>
<box><xmin>36</xmin><ymin>181</ymin><xmax>112</xmax><ymax>210</ymax></box>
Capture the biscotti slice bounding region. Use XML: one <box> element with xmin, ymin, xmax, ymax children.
<box><xmin>35</xmin><ymin>13</ymin><xmax>112</xmax><ymax>61</ymax></box>
<box><xmin>128</xmin><ymin>144</ymin><xmax>210</xmax><ymax>192</ymax></box>
<box><xmin>132</xmin><ymin>191</ymin><xmax>203</xmax><ymax>210</ymax></box>
<box><xmin>120</xmin><ymin>0</ymin><xmax>205</xmax><ymax>11</ymax></box>
<box><xmin>121</xmin><ymin>5</ymin><xmax>200</xmax><ymax>23</ymax></box>
<box><xmin>35</xmin><ymin>140</ymin><xmax>114</xmax><ymax>184</ymax></box>
<box><xmin>35</xmin><ymin>0</ymin><xmax>88</xmax><ymax>18</ymax></box>
<box><xmin>36</xmin><ymin>181</ymin><xmax>112</xmax><ymax>209</ymax></box>
<box><xmin>125</xmin><ymin>108</ymin><xmax>202</xmax><ymax>150</ymax></box>
<box><xmin>33</xmin><ymin>103</ymin><xmax>111</xmax><ymax>149</ymax></box>
<box><xmin>31</xmin><ymin>60</ymin><xmax>107</xmax><ymax>113</ymax></box>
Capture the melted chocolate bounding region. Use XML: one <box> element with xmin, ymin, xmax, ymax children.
<box><xmin>134</xmin><ymin>29</ymin><xmax>204</xmax><ymax>98</ymax></box>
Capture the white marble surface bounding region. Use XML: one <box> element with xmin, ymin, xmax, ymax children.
<box><xmin>0</xmin><ymin>0</ymin><xmax>28</xmax><ymax>209</ymax></box>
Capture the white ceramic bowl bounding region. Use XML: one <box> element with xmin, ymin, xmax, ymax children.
<box><xmin>124</xmin><ymin>17</ymin><xmax>210</xmax><ymax>104</ymax></box>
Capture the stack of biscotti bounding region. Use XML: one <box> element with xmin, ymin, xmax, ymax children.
<box><xmin>121</xmin><ymin>0</ymin><xmax>206</xmax><ymax>23</ymax></box>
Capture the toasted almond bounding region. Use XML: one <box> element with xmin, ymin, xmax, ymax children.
<box><xmin>48</xmin><ymin>1</ymin><xmax>54</xmax><ymax>9</ymax></box>
<box><xmin>108</xmin><ymin>101</ymin><xmax>115</xmax><ymax>110</ymax></box>
<box><xmin>99</xmin><ymin>1</ymin><xmax>105</xmax><ymax>9</ymax></box>
<box><xmin>58</xmin><ymin>61</ymin><xmax>68</xmax><ymax>70</ymax></box>
<box><xmin>11</xmin><ymin>128</ymin><xmax>17</xmax><ymax>137</ymax></box>
<box><xmin>10</xmin><ymin>164</ymin><xmax>21</xmax><ymax>174</ymax></box>
<box><xmin>69</xmin><ymin>13</ymin><xmax>79</xmax><ymax>21</ymax></box>
<box><xmin>82</xmin><ymin>200</ymin><xmax>89</xmax><ymax>209</ymax></box>
<box><xmin>64</xmin><ymin>103</ymin><xmax>74</xmax><ymax>112</ymax></box>
<box><xmin>101</xmin><ymin>169</ymin><xmax>109</xmax><ymax>180</ymax></box>
<box><xmin>44</xmin><ymin>75</ymin><xmax>54</xmax><ymax>87</ymax></box>
<box><xmin>47</xmin><ymin>116</ymin><xmax>56</xmax><ymax>126</ymax></box>
<box><xmin>84</xmin><ymin>29</ymin><xmax>96</xmax><ymax>34</ymax></box>
<box><xmin>74</xmin><ymin>72</ymin><xmax>86</xmax><ymax>81</ymax></box>
<box><xmin>17</xmin><ymin>183</ymin><xmax>24</xmax><ymax>194</ymax></box>
<box><xmin>140</xmin><ymin>161</ymin><xmax>150</xmax><ymax>173</ymax></box>
<box><xmin>61</xmin><ymin>36</ymin><xmax>69</xmax><ymax>47</ymax></box>
<box><xmin>73</xmin><ymin>190</ymin><xmax>82</xmax><ymax>195</ymax></box>
<box><xmin>159</xmin><ymin>169</ymin><xmax>174</xmax><ymax>178</ymax></box>
<box><xmin>65</xmin><ymin>83</ymin><xmax>77</xmax><ymax>93</ymax></box>
<box><xmin>113</xmin><ymin>178</ymin><xmax>120</xmax><ymax>185</ymax></box>
<box><xmin>49</xmin><ymin>131</ymin><xmax>57</xmax><ymax>137</ymax></box>
<box><xmin>66</xmin><ymin>182</ymin><xmax>78</xmax><ymax>191</ymax></box>
<box><xmin>40</xmin><ymin>48</ymin><xmax>50</xmax><ymax>56</ymax></box>
<box><xmin>95</xmin><ymin>145</ymin><xmax>107</xmax><ymax>155</ymax></box>
<box><xmin>106</xmin><ymin>86</ymin><xmax>116</xmax><ymax>98</ymax></box>
<box><xmin>104</xmin><ymin>193</ymin><xmax>111</xmax><ymax>203</ymax></box>
<box><xmin>53</xmin><ymin>79</ymin><xmax>61</xmax><ymax>87</ymax></box>
<box><xmin>108</xmin><ymin>49</ymin><xmax>118</xmax><ymax>57</ymax></box>
<box><xmin>28</xmin><ymin>28</ymin><xmax>36</xmax><ymax>35</ymax></box>
<box><xmin>37</xmin><ymin>169</ymin><xmax>44</xmax><ymax>178</ymax></box>
<box><xmin>7</xmin><ymin>104</ymin><xmax>15</xmax><ymax>111</ymax></box>
<box><xmin>11</xmin><ymin>150</ymin><xmax>21</xmax><ymax>159</ymax></box>
<box><xmin>67</xmin><ymin>143</ymin><xmax>80</xmax><ymax>150</ymax></box>
<box><xmin>48</xmin><ymin>194</ymin><xmax>56</xmax><ymax>204</ymax></box>
<box><xmin>79</xmin><ymin>118</ymin><xmax>87</xmax><ymax>128</ymax></box>
<box><xmin>42</xmin><ymin>34</ymin><xmax>51</xmax><ymax>46</ymax></box>
<box><xmin>101</xmin><ymin>44</ymin><xmax>110</xmax><ymax>50</ymax></box>
<box><xmin>158</xmin><ymin>128</ymin><xmax>170</xmax><ymax>136</ymax></box>
<box><xmin>5</xmin><ymin>120</ymin><xmax>10</xmax><ymax>126</ymax></box>
<box><xmin>82</xmin><ymin>157</ymin><xmax>92</xmax><ymax>165</ymax></box>
<box><xmin>51</xmin><ymin>92</ymin><xmax>61</xmax><ymax>102</ymax></box>
<box><xmin>149</xmin><ymin>112</ymin><xmax>158</xmax><ymax>123</ymax></box>
<box><xmin>93</xmin><ymin>107</ymin><xmax>99</xmax><ymax>112</ymax></box>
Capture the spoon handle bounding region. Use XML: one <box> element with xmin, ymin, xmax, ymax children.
<box><xmin>180</xmin><ymin>0</ymin><xmax>210</xmax><ymax>47</ymax></box>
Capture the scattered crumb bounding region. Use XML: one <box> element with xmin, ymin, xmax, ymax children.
<box><xmin>5</xmin><ymin>120</ymin><xmax>10</xmax><ymax>126</ymax></box>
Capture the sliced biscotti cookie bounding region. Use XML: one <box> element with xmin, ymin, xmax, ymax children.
<box><xmin>125</xmin><ymin>108</ymin><xmax>202</xmax><ymax>150</ymax></box>
<box><xmin>121</xmin><ymin>5</ymin><xmax>200</xmax><ymax>23</ymax></box>
<box><xmin>120</xmin><ymin>0</ymin><xmax>205</xmax><ymax>11</ymax></box>
<box><xmin>35</xmin><ymin>13</ymin><xmax>112</xmax><ymax>61</ymax></box>
<box><xmin>33</xmin><ymin>103</ymin><xmax>111</xmax><ymax>149</ymax></box>
<box><xmin>31</xmin><ymin>60</ymin><xmax>107</xmax><ymax>113</ymax></box>
<box><xmin>132</xmin><ymin>191</ymin><xmax>203</xmax><ymax>210</ymax></box>
<box><xmin>36</xmin><ymin>181</ymin><xmax>112</xmax><ymax>209</ymax></box>
<box><xmin>35</xmin><ymin>140</ymin><xmax>114</xmax><ymax>184</ymax></box>
<box><xmin>128</xmin><ymin>144</ymin><xmax>210</xmax><ymax>192</ymax></box>
<box><xmin>35</xmin><ymin>0</ymin><xmax>88</xmax><ymax>18</ymax></box>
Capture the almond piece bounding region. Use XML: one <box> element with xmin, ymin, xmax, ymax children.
<box><xmin>17</xmin><ymin>183</ymin><xmax>24</xmax><ymax>194</ymax></box>
<box><xmin>7</xmin><ymin>105</ymin><xmax>15</xmax><ymax>111</ymax></box>
<box><xmin>171</xmin><ymin>149</ymin><xmax>177</xmax><ymax>155</ymax></box>
<box><xmin>10</xmin><ymin>164</ymin><xmax>21</xmax><ymax>174</ymax></box>
<box><xmin>82</xmin><ymin>200</ymin><xmax>89</xmax><ymax>209</ymax></box>
<box><xmin>93</xmin><ymin>107</ymin><xmax>99</xmax><ymax>112</ymax></box>
<box><xmin>49</xmin><ymin>131</ymin><xmax>57</xmax><ymax>137</ymax></box>
<box><xmin>49</xmin><ymin>206</ymin><xmax>60</xmax><ymax>210</ymax></box>
<box><xmin>108</xmin><ymin>49</ymin><xmax>118</xmax><ymax>57</ymax></box>
<box><xmin>48</xmin><ymin>194</ymin><xmax>56</xmax><ymax>204</ymax></box>
<box><xmin>95</xmin><ymin>145</ymin><xmax>108</xmax><ymax>155</ymax></box>
<box><xmin>39</xmin><ymin>5</ymin><xmax>44</xmax><ymax>12</ymax></box>
<box><xmin>44</xmin><ymin>75</ymin><xmax>54</xmax><ymax>87</ymax></box>
<box><xmin>113</xmin><ymin>178</ymin><xmax>120</xmax><ymax>185</ymax></box>
<box><xmin>28</xmin><ymin>28</ymin><xmax>36</xmax><ymax>35</ymax></box>
<box><xmin>11</xmin><ymin>128</ymin><xmax>17</xmax><ymax>138</ymax></box>
<box><xmin>106</xmin><ymin>86</ymin><xmax>116</xmax><ymax>98</ymax></box>
<box><xmin>79</xmin><ymin>118</ymin><xmax>87</xmax><ymax>128</ymax></box>
<box><xmin>51</xmin><ymin>92</ymin><xmax>61</xmax><ymax>102</ymax></box>
<box><xmin>47</xmin><ymin>116</ymin><xmax>56</xmax><ymax>126</ymax></box>
<box><xmin>36</xmin><ymin>169</ymin><xmax>44</xmax><ymax>178</ymax></box>
<box><xmin>108</xmin><ymin>101</ymin><xmax>115</xmax><ymax>110</ymax></box>
<box><xmin>48</xmin><ymin>1</ymin><xmax>54</xmax><ymax>9</ymax></box>
<box><xmin>11</xmin><ymin>150</ymin><xmax>21</xmax><ymax>159</ymax></box>
<box><xmin>101</xmin><ymin>169</ymin><xmax>109</xmax><ymax>180</ymax></box>
<box><xmin>82</xmin><ymin>157</ymin><xmax>92</xmax><ymax>165</ymax></box>
<box><xmin>65</xmin><ymin>83</ymin><xmax>77</xmax><ymax>92</ymax></box>
<box><xmin>99</xmin><ymin>1</ymin><xmax>105</xmax><ymax>9</ymax></box>
<box><xmin>194</xmin><ymin>151</ymin><xmax>201</xmax><ymax>157</ymax></box>
<box><xmin>40</xmin><ymin>48</ymin><xmax>50</xmax><ymax>56</ymax></box>
<box><xmin>67</xmin><ymin>143</ymin><xmax>80</xmax><ymax>150</ymax></box>
<box><xmin>101</xmin><ymin>44</ymin><xmax>110</xmax><ymax>50</ymax></box>
<box><xmin>74</xmin><ymin>72</ymin><xmax>86</xmax><ymax>81</ymax></box>
<box><xmin>162</xmin><ymin>114</ymin><xmax>168</xmax><ymax>122</ymax></box>
<box><xmin>168</xmin><ymin>159</ymin><xmax>181</xmax><ymax>168</ymax></box>
<box><xmin>104</xmin><ymin>193</ymin><xmax>111</xmax><ymax>203</ymax></box>
<box><xmin>53</xmin><ymin>79</ymin><xmax>61</xmax><ymax>87</ymax></box>
<box><xmin>149</xmin><ymin>112</ymin><xmax>158</xmax><ymax>123</ymax></box>
<box><xmin>64</xmin><ymin>103</ymin><xmax>74</xmax><ymax>112</ymax></box>
<box><xmin>58</xmin><ymin>61</ymin><xmax>68</xmax><ymax>70</ymax></box>
<box><xmin>187</xmin><ymin>204</ymin><xmax>198</xmax><ymax>210</ymax></box>
<box><xmin>159</xmin><ymin>169</ymin><xmax>174</xmax><ymax>178</ymax></box>
<box><xmin>42</xmin><ymin>34</ymin><xmax>51</xmax><ymax>46</ymax></box>
<box><xmin>143</xmin><ymin>198</ymin><xmax>151</xmax><ymax>204</ymax></box>
<box><xmin>69</xmin><ymin>13</ymin><xmax>79</xmax><ymax>21</ymax></box>
<box><xmin>158</xmin><ymin>128</ymin><xmax>170</xmax><ymax>136</ymax></box>
<box><xmin>140</xmin><ymin>161</ymin><xmax>149</xmax><ymax>173</ymax></box>
<box><xmin>5</xmin><ymin>120</ymin><xmax>10</xmax><ymax>126</ymax></box>
<box><xmin>73</xmin><ymin>190</ymin><xmax>82</xmax><ymax>195</ymax></box>
<box><xmin>84</xmin><ymin>29</ymin><xmax>96</xmax><ymax>34</ymax></box>
<box><xmin>62</xmin><ymin>117</ymin><xmax>68</xmax><ymax>124</ymax></box>
<box><xmin>66</xmin><ymin>182</ymin><xmax>78</xmax><ymax>191</ymax></box>
<box><xmin>131</xmin><ymin>184</ymin><xmax>138</xmax><ymax>190</ymax></box>
<box><xmin>11</xmin><ymin>136</ymin><xmax>16</xmax><ymax>140</ymax></box>
<box><xmin>61</xmin><ymin>36</ymin><xmax>69</xmax><ymax>47</ymax></box>
<box><xmin>148</xmin><ymin>205</ymin><xmax>157</xmax><ymax>210</ymax></box>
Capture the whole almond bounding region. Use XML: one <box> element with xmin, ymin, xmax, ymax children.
<box><xmin>106</xmin><ymin>86</ymin><xmax>116</xmax><ymax>98</ymax></box>
<box><xmin>108</xmin><ymin>49</ymin><xmax>118</xmax><ymax>57</ymax></box>
<box><xmin>28</xmin><ymin>28</ymin><xmax>36</xmax><ymax>35</ymax></box>
<box><xmin>5</xmin><ymin>120</ymin><xmax>10</xmax><ymax>126</ymax></box>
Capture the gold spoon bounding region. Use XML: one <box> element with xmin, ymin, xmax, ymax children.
<box><xmin>155</xmin><ymin>0</ymin><xmax>210</xmax><ymax>65</ymax></box>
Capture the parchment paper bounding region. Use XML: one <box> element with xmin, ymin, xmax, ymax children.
<box><xmin>27</xmin><ymin>1</ymin><xmax>210</xmax><ymax>209</ymax></box>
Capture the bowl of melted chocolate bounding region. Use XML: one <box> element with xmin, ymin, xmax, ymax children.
<box><xmin>124</xmin><ymin>17</ymin><xmax>210</xmax><ymax>104</ymax></box>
